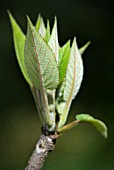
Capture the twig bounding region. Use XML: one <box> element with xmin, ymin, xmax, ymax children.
<box><xmin>25</xmin><ymin>134</ymin><xmax>55</xmax><ymax>170</ymax></box>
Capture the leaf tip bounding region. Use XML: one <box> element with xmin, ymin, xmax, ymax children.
<box><xmin>26</xmin><ymin>15</ymin><xmax>31</xmax><ymax>23</ymax></box>
<box><xmin>7</xmin><ymin>9</ymin><xmax>11</xmax><ymax>16</ymax></box>
<box><xmin>7</xmin><ymin>10</ymin><xmax>14</xmax><ymax>24</ymax></box>
<box><xmin>26</xmin><ymin>16</ymin><xmax>34</xmax><ymax>32</ymax></box>
<box><xmin>76</xmin><ymin>114</ymin><xmax>108</xmax><ymax>139</ymax></box>
<box><xmin>72</xmin><ymin>37</ymin><xmax>77</xmax><ymax>48</ymax></box>
<box><xmin>52</xmin><ymin>15</ymin><xmax>57</xmax><ymax>30</ymax></box>
<box><xmin>38</xmin><ymin>13</ymin><xmax>41</xmax><ymax>19</ymax></box>
<box><xmin>54</xmin><ymin>15</ymin><xmax>57</xmax><ymax>23</ymax></box>
<box><xmin>79</xmin><ymin>41</ymin><xmax>91</xmax><ymax>55</ymax></box>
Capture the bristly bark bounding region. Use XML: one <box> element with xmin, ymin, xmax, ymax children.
<box><xmin>25</xmin><ymin>134</ymin><xmax>56</xmax><ymax>170</ymax></box>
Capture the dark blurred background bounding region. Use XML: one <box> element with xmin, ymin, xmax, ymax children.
<box><xmin>0</xmin><ymin>0</ymin><xmax>114</xmax><ymax>169</ymax></box>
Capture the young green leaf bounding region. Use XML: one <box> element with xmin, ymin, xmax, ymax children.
<box><xmin>48</xmin><ymin>17</ymin><xmax>59</xmax><ymax>62</ymax></box>
<box><xmin>59</xmin><ymin>40</ymin><xmax>70</xmax><ymax>83</ymax></box>
<box><xmin>35</xmin><ymin>14</ymin><xmax>41</xmax><ymax>31</ymax></box>
<box><xmin>57</xmin><ymin>38</ymin><xmax>83</xmax><ymax>128</ymax></box>
<box><xmin>79</xmin><ymin>41</ymin><xmax>91</xmax><ymax>55</ymax></box>
<box><xmin>8</xmin><ymin>11</ymin><xmax>32</xmax><ymax>86</ymax></box>
<box><xmin>64</xmin><ymin>38</ymin><xmax>83</xmax><ymax>100</ymax></box>
<box><xmin>35</xmin><ymin>14</ymin><xmax>46</xmax><ymax>37</ymax></box>
<box><xmin>76</xmin><ymin>114</ymin><xmax>108</xmax><ymax>138</ymax></box>
<box><xmin>24</xmin><ymin>17</ymin><xmax>59</xmax><ymax>90</ymax></box>
<box><xmin>44</xmin><ymin>20</ymin><xmax>51</xmax><ymax>43</ymax></box>
<box><xmin>25</xmin><ymin>17</ymin><xmax>60</xmax><ymax>131</ymax></box>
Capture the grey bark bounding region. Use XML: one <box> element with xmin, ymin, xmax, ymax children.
<box><xmin>25</xmin><ymin>134</ymin><xmax>55</xmax><ymax>170</ymax></box>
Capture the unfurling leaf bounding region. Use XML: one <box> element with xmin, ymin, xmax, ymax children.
<box><xmin>76</xmin><ymin>114</ymin><xmax>108</xmax><ymax>138</ymax></box>
<box><xmin>48</xmin><ymin>17</ymin><xmax>59</xmax><ymax>62</ymax></box>
<box><xmin>59</xmin><ymin>40</ymin><xmax>70</xmax><ymax>83</ymax></box>
<box><xmin>57</xmin><ymin>38</ymin><xmax>83</xmax><ymax>128</ymax></box>
<box><xmin>8</xmin><ymin>11</ymin><xmax>32</xmax><ymax>86</ymax></box>
<box><xmin>24</xmin><ymin>17</ymin><xmax>59</xmax><ymax>90</ymax></box>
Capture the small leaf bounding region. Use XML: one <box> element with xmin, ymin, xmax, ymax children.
<box><xmin>79</xmin><ymin>41</ymin><xmax>91</xmax><ymax>55</ymax></box>
<box><xmin>44</xmin><ymin>20</ymin><xmax>50</xmax><ymax>43</ymax></box>
<box><xmin>24</xmin><ymin>17</ymin><xmax>59</xmax><ymax>90</ymax></box>
<box><xmin>59</xmin><ymin>40</ymin><xmax>70</xmax><ymax>83</ymax></box>
<box><xmin>76</xmin><ymin>114</ymin><xmax>108</xmax><ymax>138</ymax></box>
<box><xmin>8</xmin><ymin>11</ymin><xmax>32</xmax><ymax>86</ymax></box>
<box><xmin>36</xmin><ymin>14</ymin><xmax>46</xmax><ymax>37</ymax></box>
<box><xmin>48</xmin><ymin>17</ymin><xmax>59</xmax><ymax>62</ymax></box>
<box><xmin>57</xmin><ymin>38</ymin><xmax>83</xmax><ymax>128</ymax></box>
<box><xmin>35</xmin><ymin>14</ymin><xmax>41</xmax><ymax>32</ymax></box>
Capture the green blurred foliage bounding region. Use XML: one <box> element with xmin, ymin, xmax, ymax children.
<box><xmin>0</xmin><ymin>0</ymin><xmax>114</xmax><ymax>169</ymax></box>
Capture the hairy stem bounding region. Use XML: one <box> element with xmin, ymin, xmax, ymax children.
<box><xmin>25</xmin><ymin>134</ymin><xmax>55</xmax><ymax>170</ymax></box>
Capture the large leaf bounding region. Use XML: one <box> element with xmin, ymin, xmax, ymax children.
<box><xmin>76</xmin><ymin>114</ymin><xmax>108</xmax><ymax>138</ymax></box>
<box><xmin>8</xmin><ymin>11</ymin><xmax>32</xmax><ymax>86</ymax></box>
<box><xmin>24</xmin><ymin>17</ymin><xmax>59</xmax><ymax>90</ymax></box>
<box><xmin>57</xmin><ymin>38</ymin><xmax>84</xmax><ymax>128</ymax></box>
<box><xmin>25</xmin><ymin>17</ymin><xmax>59</xmax><ymax>130</ymax></box>
<box><xmin>59</xmin><ymin>40</ymin><xmax>70</xmax><ymax>83</ymax></box>
<box><xmin>48</xmin><ymin>17</ymin><xmax>59</xmax><ymax>62</ymax></box>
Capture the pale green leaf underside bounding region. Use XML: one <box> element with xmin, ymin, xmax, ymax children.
<box><xmin>76</xmin><ymin>114</ymin><xmax>108</xmax><ymax>138</ymax></box>
<box><xmin>26</xmin><ymin>18</ymin><xmax>58</xmax><ymax>129</ymax></box>
<box><xmin>8</xmin><ymin>11</ymin><xmax>32</xmax><ymax>86</ymax></box>
<box><xmin>58</xmin><ymin>38</ymin><xmax>83</xmax><ymax>128</ymax></box>
<box><xmin>64</xmin><ymin>38</ymin><xmax>83</xmax><ymax>100</ymax></box>
<box><xmin>59</xmin><ymin>40</ymin><xmax>70</xmax><ymax>83</ymax></box>
<box><xmin>24</xmin><ymin>17</ymin><xmax>59</xmax><ymax>90</ymax></box>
